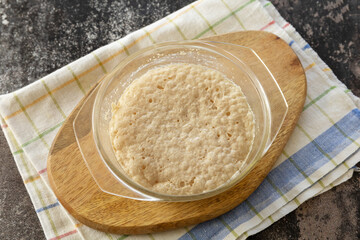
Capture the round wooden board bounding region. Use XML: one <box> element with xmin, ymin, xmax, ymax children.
<box><xmin>47</xmin><ymin>31</ymin><xmax>306</xmax><ymax>234</ymax></box>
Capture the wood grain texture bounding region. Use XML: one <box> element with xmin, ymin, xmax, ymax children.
<box><xmin>47</xmin><ymin>31</ymin><xmax>307</xmax><ymax>234</ymax></box>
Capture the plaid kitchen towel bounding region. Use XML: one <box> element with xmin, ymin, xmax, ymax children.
<box><xmin>1</xmin><ymin>0</ymin><xmax>359</xmax><ymax>239</ymax></box>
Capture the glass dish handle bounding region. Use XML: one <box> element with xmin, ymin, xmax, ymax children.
<box><xmin>73</xmin><ymin>84</ymin><xmax>159</xmax><ymax>201</ymax></box>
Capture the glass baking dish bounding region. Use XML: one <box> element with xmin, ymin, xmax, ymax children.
<box><xmin>73</xmin><ymin>40</ymin><xmax>288</xmax><ymax>202</ymax></box>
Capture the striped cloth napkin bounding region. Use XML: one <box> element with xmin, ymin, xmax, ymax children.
<box><xmin>1</xmin><ymin>0</ymin><xmax>359</xmax><ymax>239</ymax></box>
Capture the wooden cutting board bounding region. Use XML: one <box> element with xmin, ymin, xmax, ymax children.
<box><xmin>47</xmin><ymin>31</ymin><xmax>306</xmax><ymax>234</ymax></box>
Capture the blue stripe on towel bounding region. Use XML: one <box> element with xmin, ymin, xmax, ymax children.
<box><xmin>302</xmin><ymin>44</ymin><xmax>310</xmax><ymax>50</ymax></box>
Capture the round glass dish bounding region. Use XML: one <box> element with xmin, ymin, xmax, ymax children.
<box><xmin>76</xmin><ymin>40</ymin><xmax>288</xmax><ymax>202</ymax></box>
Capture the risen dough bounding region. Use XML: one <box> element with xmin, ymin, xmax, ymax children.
<box><xmin>110</xmin><ymin>63</ymin><xmax>255</xmax><ymax>195</ymax></box>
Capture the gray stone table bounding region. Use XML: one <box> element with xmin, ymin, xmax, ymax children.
<box><xmin>0</xmin><ymin>0</ymin><xmax>359</xmax><ymax>239</ymax></box>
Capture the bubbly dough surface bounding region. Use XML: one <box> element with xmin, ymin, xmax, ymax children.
<box><xmin>110</xmin><ymin>63</ymin><xmax>255</xmax><ymax>195</ymax></box>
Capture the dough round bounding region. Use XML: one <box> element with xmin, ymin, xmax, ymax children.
<box><xmin>110</xmin><ymin>63</ymin><xmax>255</xmax><ymax>195</ymax></box>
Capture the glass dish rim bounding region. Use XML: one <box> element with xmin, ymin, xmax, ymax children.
<box><xmin>92</xmin><ymin>40</ymin><xmax>272</xmax><ymax>201</ymax></box>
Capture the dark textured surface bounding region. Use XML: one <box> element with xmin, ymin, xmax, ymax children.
<box><xmin>0</xmin><ymin>0</ymin><xmax>359</xmax><ymax>239</ymax></box>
